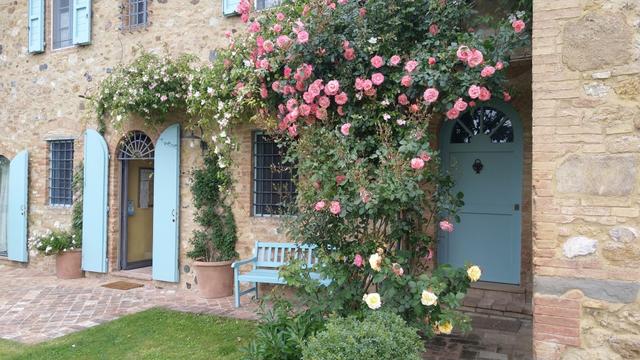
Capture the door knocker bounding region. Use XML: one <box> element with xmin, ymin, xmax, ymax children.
<box><xmin>472</xmin><ymin>159</ymin><xmax>484</xmax><ymax>174</ymax></box>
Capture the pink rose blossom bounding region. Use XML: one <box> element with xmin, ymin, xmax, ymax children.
<box><xmin>354</xmin><ymin>78</ymin><xmax>364</xmax><ymax>91</ymax></box>
<box><xmin>429</xmin><ymin>23</ymin><xmax>439</xmax><ymax>35</ymax></box>
<box><xmin>398</xmin><ymin>94</ymin><xmax>410</xmax><ymax>105</ymax></box>
<box><xmin>512</xmin><ymin>19</ymin><xmax>526</xmax><ymax>33</ymax></box>
<box><xmin>389</xmin><ymin>55</ymin><xmax>402</xmax><ymax>66</ymax></box>
<box><xmin>359</xmin><ymin>188</ymin><xmax>372</xmax><ymax>203</ymax></box>
<box><xmin>263</xmin><ymin>40</ymin><xmax>274</xmax><ymax>53</ymax></box>
<box><xmin>423</xmin><ymin>88</ymin><xmax>439</xmax><ymax>103</ymax></box>
<box><xmin>419</xmin><ymin>151</ymin><xmax>431</xmax><ymax>162</ymax></box>
<box><xmin>160</xmin><ymin>95</ymin><xmax>168</xmax><ymax>102</ymax></box>
<box><xmin>283</xmin><ymin>66</ymin><xmax>292</xmax><ymax>78</ymax></box>
<box><xmin>446</xmin><ymin>107</ymin><xmax>460</xmax><ymax>120</ymax></box>
<box><xmin>364</xmin><ymin>87</ymin><xmax>376</xmax><ymax>97</ymax></box>
<box><xmin>411</xmin><ymin>158</ymin><xmax>425</xmax><ymax>170</ymax></box>
<box><xmin>276</xmin><ymin>35</ymin><xmax>291</xmax><ymax>48</ymax></box>
<box><xmin>392</xmin><ymin>263</ymin><xmax>404</xmax><ymax>276</ymax></box>
<box><xmin>276</xmin><ymin>12</ymin><xmax>286</xmax><ymax>21</ymax></box>
<box><xmin>338</xmin><ymin>0</ymin><xmax>348</xmax><ymax>4</ymax></box>
<box><xmin>288</xmin><ymin>124</ymin><xmax>298</xmax><ymax>137</ymax></box>
<box><xmin>337</xmin><ymin>106</ymin><xmax>345</xmax><ymax>116</ymax></box>
<box><xmin>318</xmin><ymin>96</ymin><xmax>331</xmax><ymax>108</ymax></box>
<box><xmin>371</xmin><ymin>73</ymin><xmax>385</xmax><ymax>86</ymax></box>
<box><xmin>362</xmin><ymin>79</ymin><xmax>374</xmax><ymax>91</ymax></box>
<box><xmin>297</xmin><ymin>31</ymin><xmax>309</xmax><ymax>43</ymax></box>
<box><xmin>359</xmin><ymin>7</ymin><xmax>366</xmax><ymax>17</ymax></box>
<box><xmin>260</xmin><ymin>86</ymin><xmax>268</xmax><ymax>99</ymax></box>
<box><xmin>314</xmin><ymin>200</ymin><xmax>326</xmax><ymax>211</ymax></box>
<box><xmin>336</xmin><ymin>175</ymin><xmax>346</xmax><ymax>185</ymax></box>
<box><xmin>480</xmin><ymin>65</ymin><xmax>496</xmax><ymax>78</ymax></box>
<box><xmin>299</xmin><ymin>104</ymin><xmax>311</xmax><ymax>116</ymax></box>
<box><xmin>329</xmin><ymin>201</ymin><xmax>341</xmax><ymax>215</ymax></box>
<box><xmin>410</xmin><ymin>104</ymin><xmax>420</xmax><ymax>113</ymax></box>
<box><xmin>495</xmin><ymin>61</ymin><xmax>504</xmax><ymax>70</ymax></box>
<box><xmin>457</xmin><ymin>45</ymin><xmax>472</xmax><ymax>62</ymax></box>
<box><xmin>469</xmin><ymin>101</ymin><xmax>476</xmax><ymax>107</ymax></box>
<box><xmin>303</xmin><ymin>91</ymin><xmax>316</xmax><ymax>104</ymax></box>
<box><xmin>286</xmin><ymin>98</ymin><xmax>298</xmax><ymax>112</ymax></box>
<box><xmin>503</xmin><ymin>91</ymin><xmax>512</xmax><ymax>102</ymax></box>
<box><xmin>478</xmin><ymin>87</ymin><xmax>491</xmax><ymax>101</ymax></box>
<box><xmin>428</xmin><ymin>57</ymin><xmax>436</xmax><ymax>65</ymax></box>
<box><xmin>272</xmin><ymin>24</ymin><xmax>283</xmax><ymax>33</ymax></box>
<box><xmin>335</xmin><ymin>92</ymin><xmax>348</xmax><ymax>105</ymax></box>
<box><xmin>324</xmin><ymin>80</ymin><xmax>340</xmax><ymax>96</ymax></box>
<box><xmin>327</xmin><ymin>2</ymin><xmax>336</xmax><ymax>9</ymax></box>
<box><xmin>467</xmin><ymin>49</ymin><xmax>484</xmax><ymax>68</ymax></box>
<box><xmin>354</xmin><ymin>254</ymin><xmax>364</xmax><ymax>268</ymax></box>
<box><xmin>371</xmin><ymin>55</ymin><xmax>384</xmax><ymax>69</ymax></box>
<box><xmin>404</xmin><ymin>60</ymin><xmax>419</xmax><ymax>72</ymax></box>
<box><xmin>401</xmin><ymin>75</ymin><xmax>413</xmax><ymax>87</ymax></box>
<box><xmin>468</xmin><ymin>85</ymin><xmax>481</xmax><ymax>99</ymax></box>
<box><xmin>454</xmin><ymin>98</ymin><xmax>468</xmax><ymax>112</ymax></box>
<box><xmin>249</xmin><ymin>21</ymin><xmax>261</xmax><ymax>33</ymax></box>
<box><xmin>344</xmin><ymin>48</ymin><xmax>356</xmax><ymax>61</ymax></box>
<box><xmin>316</xmin><ymin>107</ymin><xmax>328</xmax><ymax>120</ymax></box>
<box><xmin>439</xmin><ymin>220</ymin><xmax>454</xmax><ymax>233</ymax></box>
<box><xmin>340</xmin><ymin>123</ymin><xmax>351</xmax><ymax>136</ymax></box>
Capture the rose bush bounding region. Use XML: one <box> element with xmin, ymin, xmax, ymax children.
<box><xmin>187</xmin><ymin>0</ymin><xmax>529</xmax><ymax>341</ymax></box>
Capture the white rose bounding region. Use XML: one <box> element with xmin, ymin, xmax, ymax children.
<box><xmin>421</xmin><ymin>290</ymin><xmax>438</xmax><ymax>306</ymax></box>
<box><xmin>363</xmin><ymin>293</ymin><xmax>382</xmax><ymax>310</ymax></box>
<box><xmin>368</xmin><ymin>253</ymin><xmax>382</xmax><ymax>271</ymax></box>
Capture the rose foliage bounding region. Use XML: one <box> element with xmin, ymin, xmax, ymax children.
<box><xmin>188</xmin><ymin>0</ymin><xmax>529</xmax><ymax>342</ymax></box>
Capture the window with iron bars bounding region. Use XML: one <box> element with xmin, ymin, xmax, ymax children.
<box><xmin>252</xmin><ymin>132</ymin><xmax>297</xmax><ymax>216</ymax></box>
<box><xmin>121</xmin><ymin>0</ymin><xmax>148</xmax><ymax>31</ymax></box>
<box><xmin>255</xmin><ymin>0</ymin><xmax>281</xmax><ymax>10</ymax></box>
<box><xmin>48</xmin><ymin>140</ymin><xmax>74</xmax><ymax>206</ymax></box>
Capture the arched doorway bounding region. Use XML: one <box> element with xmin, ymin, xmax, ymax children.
<box><xmin>438</xmin><ymin>103</ymin><xmax>523</xmax><ymax>284</ymax></box>
<box><xmin>0</xmin><ymin>156</ymin><xmax>9</xmax><ymax>257</ymax></box>
<box><xmin>118</xmin><ymin>131</ymin><xmax>155</xmax><ymax>270</ymax></box>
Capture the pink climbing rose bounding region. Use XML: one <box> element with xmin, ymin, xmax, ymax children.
<box><xmin>329</xmin><ymin>201</ymin><xmax>341</xmax><ymax>215</ymax></box>
<box><xmin>371</xmin><ymin>73</ymin><xmax>385</xmax><ymax>86</ymax></box>
<box><xmin>423</xmin><ymin>88</ymin><xmax>439</xmax><ymax>103</ymax></box>
<box><xmin>314</xmin><ymin>200</ymin><xmax>326</xmax><ymax>211</ymax></box>
<box><xmin>454</xmin><ymin>98</ymin><xmax>468</xmax><ymax>112</ymax></box>
<box><xmin>324</xmin><ymin>80</ymin><xmax>340</xmax><ymax>96</ymax></box>
<box><xmin>480</xmin><ymin>66</ymin><xmax>495</xmax><ymax>78</ymax></box>
<box><xmin>354</xmin><ymin>254</ymin><xmax>364</xmax><ymax>268</ymax></box>
<box><xmin>439</xmin><ymin>220</ymin><xmax>454</xmax><ymax>232</ymax></box>
<box><xmin>389</xmin><ymin>55</ymin><xmax>401</xmax><ymax>66</ymax></box>
<box><xmin>468</xmin><ymin>85</ymin><xmax>481</xmax><ymax>99</ymax></box>
<box><xmin>297</xmin><ymin>31</ymin><xmax>309</xmax><ymax>43</ymax></box>
<box><xmin>371</xmin><ymin>55</ymin><xmax>384</xmax><ymax>68</ymax></box>
<box><xmin>411</xmin><ymin>158</ymin><xmax>425</xmax><ymax>170</ymax></box>
<box><xmin>512</xmin><ymin>19</ymin><xmax>526</xmax><ymax>33</ymax></box>
<box><xmin>340</xmin><ymin>123</ymin><xmax>351</xmax><ymax>136</ymax></box>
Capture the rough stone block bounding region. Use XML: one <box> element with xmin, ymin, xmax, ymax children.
<box><xmin>562</xmin><ymin>236</ymin><xmax>597</xmax><ymax>258</ymax></box>
<box><xmin>534</xmin><ymin>275</ymin><xmax>640</xmax><ymax>303</ymax></box>
<box><xmin>562</xmin><ymin>11</ymin><xmax>634</xmax><ymax>71</ymax></box>
<box><xmin>556</xmin><ymin>154</ymin><xmax>637</xmax><ymax>196</ymax></box>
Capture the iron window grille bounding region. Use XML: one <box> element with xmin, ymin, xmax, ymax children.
<box><xmin>252</xmin><ymin>132</ymin><xmax>296</xmax><ymax>216</ymax></box>
<box><xmin>121</xmin><ymin>0</ymin><xmax>148</xmax><ymax>31</ymax></box>
<box><xmin>255</xmin><ymin>0</ymin><xmax>281</xmax><ymax>10</ymax></box>
<box><xmin>48</xmin><ymin>140</ymin><xmax>74</xmax><ymax>206</ymax></box>
<box><xmin>52</xmin><ymin>0</ymin><xmax>73</xmax><ymax>49</ymax></box>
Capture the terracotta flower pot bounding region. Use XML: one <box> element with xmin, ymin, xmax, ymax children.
<box><xmin>193</xmin><ymin>260</ymin><xmax>234</xmax><ymax>299</ymax></box>
<box><xmin>55</xmin><ymin>250</ymin><xmax>84</xmax><ymax>279</ymax></box>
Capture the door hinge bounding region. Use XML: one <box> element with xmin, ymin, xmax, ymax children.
<box><xmin>514</xmin><ymin>204</ymin><xmax>520</xmax><ymax>211</ymax></box>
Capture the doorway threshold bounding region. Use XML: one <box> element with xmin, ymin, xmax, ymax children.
<box><xmin>111</xmin><ymin>267</ymin><xmax>152</xmax><ymax>281</ymax></box>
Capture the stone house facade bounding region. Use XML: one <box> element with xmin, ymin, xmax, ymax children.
<box><xmin>0</xmin><ymin>0</ymin><xmax>638</xmax><ymax>359</ymax></box>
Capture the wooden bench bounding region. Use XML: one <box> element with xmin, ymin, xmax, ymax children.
<box><xmin>231</xmin><ymin>241</ymin><xmax>330</xmax><ymax>308</ymax></box>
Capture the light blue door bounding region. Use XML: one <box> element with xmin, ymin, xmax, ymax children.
<box><xmin>438</xmin><ymin>103</ymin><xmax>523</xmax><ymax>284</ymax></box>
<box><xmin>152</xmin><ymin>124</ymin><xmax>180</xmax><ymax>282</ymax></box>
<box><xmin>82</xmin><ymin>130</ymin><xmax>109</xmax><ymax>273</ymax></box>
<box><xmin>7</xmin><ymin>150</ymin><xmax>28</xmax><ymax>262</ymax></box>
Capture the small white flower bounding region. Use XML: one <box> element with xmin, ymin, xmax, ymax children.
<box><xmin>383</xmin><ymin>113</ymin><xmax>391</xmax><ymax>121</ymax></box>
<box><xmin>396</xmin><ymin>119</ymin><xmax>406</xmax><ymax>126</ymax></box>
<box><xmin>368</xmin><ymin>37</ymin><xmax>378</xmax><ymax>44</ymax></box>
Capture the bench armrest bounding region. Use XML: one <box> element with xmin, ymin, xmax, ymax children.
<box><xmin>231</xmin><ymin>256</ymin><xmax>257</xmax><ymax>269</ymax></box>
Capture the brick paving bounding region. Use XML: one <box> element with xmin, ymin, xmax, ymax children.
<box><xmin>0</xmin><ymin>265</ymin><xmax>532</xmax><ymax>359</ymax></box>
<box><xmin>0</xmin><ymin>265</ymin><xmax>257</xmax><ymax>344</ymax></box>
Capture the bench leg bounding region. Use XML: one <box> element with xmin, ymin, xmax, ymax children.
<box><xmin>255</xmin><ymin>282</ymin><xmax>259</xmax><ymax>300</ymax></box>
<box><xmin>234</xmin><ymin>270</ymin><xmax>241</xmax><ymax>308</ymax></box>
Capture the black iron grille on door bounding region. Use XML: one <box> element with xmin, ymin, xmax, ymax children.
<box><xmin>253</xmin><ymin>132</ymin><xmax>296</xmax><ymax>216</ymax></box>
<box><xmin>48</xmin><ymin>139</ymin><xmax>74</xmax><ymax>206</ymax></box>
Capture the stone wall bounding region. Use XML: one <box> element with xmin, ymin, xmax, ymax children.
<box><xmin>0</xmin><ymin>0</ymin><xmax>288</xmax><ymax>290</ymax></box>
<box><xmin>531</xmin><ymin>0</ymin><xmax>640</xmax><ymax>358</ymax></box>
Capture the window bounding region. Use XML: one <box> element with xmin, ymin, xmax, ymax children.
<box><xmin>52</xmin><ymin>0</ymin><xmax>73</xmax><ymax>49</ymax></box>
<box><xmin>450</xmin><ymin>107</ymin><xmax>514</xmax><ymax>144</ymax></box>
<box><xmin>139</xmin><ymin>168</ymin><xmax>154</xmax><ymax>208</ymax></box>
<box><xmin>253</xmin><ymin>132</ymin><xmax>296</xmax><ymax>216</ymax></box>
<box><xmin>0</xmin><ymin>156</ymin><xmax>9</xmax><ymax>257</ymax></box>
<box><xmin>255</xmin><ymin>0</ymin><xmax>281</xmax><ymax>10</ymax></box>
<box><xmin>48</xmin><ymin>140</ymin><xmax>74</xmax><ymax>206</ymax></box>
<box><xmin>121</xmin><ymin>0</ymin><xmax>148</xmax><ymax>31</ymax></box>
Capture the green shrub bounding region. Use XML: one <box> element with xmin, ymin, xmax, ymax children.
<box><xmin>301</xmin><ymin>311</ymin><xmax>424</xmax><ymax>360</ymax></box>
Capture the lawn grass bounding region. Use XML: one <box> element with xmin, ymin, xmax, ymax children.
<box><xmin>0</xmin><ymin>308</ymin><xmax>255</xmax><ymax>360</ymax></box>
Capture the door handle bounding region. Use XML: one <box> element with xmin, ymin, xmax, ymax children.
<box><xmin>171</xmin><ymin>209</ymin><xmax>176</xmax><ymax>223</ymax></box>
<box><xmin>20</xmin><ymin>205</ymin><xmax>25</xmax><ymax>216</ymax></box>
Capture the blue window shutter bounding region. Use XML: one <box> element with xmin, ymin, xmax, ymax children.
<box><xmin>223</xmin><ymin>0</ymin><xmax>241</xmax><ymax>16</ymax></box>
<box><xmin>82</xmin><ymin>130</ymin><xmax>109</xmax><ymax>273</ymax></box>
<box><xmin>7</xmin><ymin>151</ymin><xmax>29</xmax><ymax>263</ymax></box>
<box><xmin>152</xmin><ymin>124</ymin><xmax>180</xmax><ymax>283</ymax></box>
<box><xmin>72</xmin><ymin>0</ymin><xmax>92</xmax><ymax>45</ymax></box>
<box><xmin>28</xmin><ymin>0</ymin><xmax>45</xmax><ymax>53</ymax></box>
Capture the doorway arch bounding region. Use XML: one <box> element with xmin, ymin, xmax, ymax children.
<box><xmin>118</xmin><ymin>131</ymin><xmax>155</xmax><ymax>270</ymax></box>
<box><xmin>438</xmin><ymin>101</ymin><xmax>523</xmax><ymax>284</ymax></box>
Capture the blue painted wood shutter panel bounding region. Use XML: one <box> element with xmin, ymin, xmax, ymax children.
<box><xmin>152</xmin><ymin>124</ymin><xmax>181</xmax><ymax>283</ymax></box>
<box><xmin>7</xmin><ymin>151</ymin><xmax>28</xmax><ymax>263</ymax></box>
<box><xmin>223</xmin><ymin>0</ymin><xmax>240</xmax><ymax>16</ymax></box>
<box><xmin>28</xmin><ymin>0</ymin><xmax>45</xmax><ymax>53</ymax></box>
<box><xmin>72</xmin><ymin>0</ymin><xmax>92</xmax><ymax>45</ymax></box>
<box><xmin>82</xmin><ymin>130</ymin><xmax>109</xmax><ymax>273</ymax></box>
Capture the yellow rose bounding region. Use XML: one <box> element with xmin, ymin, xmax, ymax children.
<box><xmin>467</xmin><ymin>265</ymin><xmax>482</xmax><ymax>282</ymax></box>
<box><xmin>437</xmin><ymin>321</ymin><xmax>453</xmax><ymax>335</ymax></box>
<box><xmin>363</xmin><ymin>292</ymin><xmax>382</xmax><ymax>310</ymax></box>
<box><xmin>421</xmin><ymin>290</ymin><xmax>438</xmax><ymax>306</ymax></box>
<box><xmin>369</xmin><ymin>253</ymin><xmax>382</xmax><ymax>271</ymax></box>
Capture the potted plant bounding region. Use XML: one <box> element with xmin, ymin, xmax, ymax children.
<box><xmin>187</xmin><ymin>153</ymin><xmax>238</xmax><ymax>298</ymax></box>
<box><xmin>33</xmin><ymin>227</ymin><xmax>83</xmax><ymax>279</ymax></box>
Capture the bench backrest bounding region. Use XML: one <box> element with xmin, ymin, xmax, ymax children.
<box><xmin>254</xmin><ymin>241</ymin><xmax>318</xmax><ymax>268</ymax></box>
